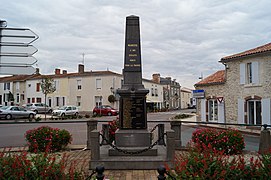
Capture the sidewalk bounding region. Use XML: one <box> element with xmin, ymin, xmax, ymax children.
<box><xmin>177</xmin><ymin>114</ymin><xmax>261</xmax><ymax>136</ymax></box>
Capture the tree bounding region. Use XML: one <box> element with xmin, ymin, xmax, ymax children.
<box><xmin>41</xmin><ymin>77</ymin><xmax>56</xmax><ymax>120</ymax></box>
<box><xmin>108</xmin><ymin>95</ymin><xmax>116</xmax><ymax>103</ymax></box>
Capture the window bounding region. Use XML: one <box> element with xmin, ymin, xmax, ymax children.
<box><xmin>54</xmin><ymin>80</ymin><xmax>59</xmax><ymax>91</ymax></box>
<box><xmin>32</xmin><ymin>98</ymin><xmax>35</xmax><ymax>103</ymax></box>
<box><xmin>77</xmin><ymin>96</ymin><xmax>81</xmax><ymax>106</ymax></box>
<box><xmin>208</xmin><ymin>99</ymin><xmax>218</xmax><ymax>121</ymax></box>
<box><xmin>96</xmin><ymin>79</ymin><xmax>102</xmax><ymax>90</ymax></box>
<box><xmin>56</xmin><ymin>97</ymin><xmax>60</xmax><ymax>106</ymax></box>
<box><xmin>155</xmin><ymin>88</ymin><xmax>158</xmax><ymax>96</ymax></box>
<box><xmin>4</xmin><ymin>82</ymin><xmax>10</xmax><ymax>90</ymax></box>
<box><xmin>247</xmin><ymin>63</ymin><xmax>252</xmax><ymax>84</ymax></box>
<box><xmin>62</xmin><ymin>97</ymin><xmax>65</xmax><ymax>106</ymax></box>
<box><xmin>95</xmin><ymin>96</ymin><xmax>102</xmax><ymax>106</ymax></box>
<box><xmin>16</xmin><ymin>93</ymin><xmax>19</xmax><ymax>103</ymax></box>
<box><xmin>16</xmin><ymin>82</ymin><xmax>20</xmax><ymax>91</ymax></box>
<box><xmin>240</xmin><ymin>62</ymin><xmax>259</xmax><ymax>85</ymax></box>
<box><xmin>36</xmin><ymin>83</ymin><xmax>41</xmax><ymax>92</ymax></box>
<box><xmin>36</xmin><ymin>98</ymin><xmax>41</xmax><ymax>103</ymax></box>
<box><xmin>28</xmin><ymin>84</ymin><xmax>31</xmax><ymax>88</ymax></box>
<box><xmin>27</xmin><ymin>98</ymin><xmax>30</xmax><ymax>103</ymax></box>
<box><xmin>247</xmin><ymin>100</ymin><xmax>262</xmax><ymax>125</ymax></box>
<box><xmin>151</xmin><ymin>88</ymin><xmax>154</xmax><ymax>96</ymax></box>
<box><xmin>77</xmin><ymin>80</ymin><xmax>82</xmax><ymax>90</ymax></box>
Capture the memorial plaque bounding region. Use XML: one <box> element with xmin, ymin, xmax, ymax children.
<box><xmin>121</xmin><ymin>97</ymin><xmax>146</xmax><ymax>129</ymax></box>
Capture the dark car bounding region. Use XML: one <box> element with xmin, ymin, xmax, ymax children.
<box><xmin>93</xmin><ymin>105</ymin><xmax>118</xmax><ymax>116</ymax></box>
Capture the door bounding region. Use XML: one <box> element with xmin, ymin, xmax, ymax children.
<box><xmin>248</xmin><ymin>100</ymin><xmax>262</xmax><ymax>125</ymax></box>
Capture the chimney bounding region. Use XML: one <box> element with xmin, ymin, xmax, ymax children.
<box><xmin>62</xmin><ymin>70</ymin><xmax>67</xmax><ymax>74</ymax></box>
<box><xmin>55</xmin><ymin>68</ymin><xmax>61</xmax><ymax>75</ymax></box>
<box><xmin>78</xmin><ymin>64</ymin><xmax>84</xmax><ymax>73</ymax></box>
<box><xmin>165</xmin><ymin>77</ymin><xmax>171</xmax><ymax>81</ymax></box>
<box><xmin>35</xmin><ymin>68</ymin><xmax>40</xmax><ymax>74</ymax></box>
<box><xmin>152</xmin><ymin>73</ymin><xmax>160</xmax><ymax>83</ymax></box>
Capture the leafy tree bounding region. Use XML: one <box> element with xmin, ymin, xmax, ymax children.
<box><xmin>40</xmin><ymin>77</ymin><xmax>56</xmax><ymax>120</ymax></box>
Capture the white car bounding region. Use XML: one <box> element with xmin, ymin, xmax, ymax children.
<box><xmin>52</xmin><ymin>106</ymin><xmax>79</xmax><ymax>117</ymax></box>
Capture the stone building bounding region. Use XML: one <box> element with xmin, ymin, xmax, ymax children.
<box><xmin>152</xmin><ymin>74</ymin><xmax>181</xmax><ymax>109</ymax></box>
<box><xmin>180</xmin><ymin>87</ymin><xmax>193</xmax><ymax>109</ymax></box>
<box><xmin>0</xmin><ymin>64</ymin><xmax>164</xmax><ymax>112</ymax></box>
<box><xmin>195</xmin><ymin>42</ymin><xmax>271</xmax><ymax>125</ymax></box>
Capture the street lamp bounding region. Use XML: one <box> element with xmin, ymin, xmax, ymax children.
<box><xmin>110</xmin><ymin>87</ymin><xmax>115</xmax><ymax>94</ymax></box>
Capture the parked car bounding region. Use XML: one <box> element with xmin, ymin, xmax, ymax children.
<box><xmin>0</xmin><ymin>106</ymin><xmax>36</xmax><ymax>120</ymax></box>
<box><xmin>23</xmin><ymin>103</ymin><xmax>53</xmax><ymax>114</ymax></box>
<box><xmin>52</xmin><ymin>106</ymin><xmax>79</xmax><ymax>117</ymax></box>
<box><xmin>93</xmin><ymin>105</ymin><xmax>119</xmax><ymax>116</ymax></box>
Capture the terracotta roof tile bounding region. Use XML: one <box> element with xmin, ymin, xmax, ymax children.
<box><xmin>221</xmin><ymin>42</ymin><xmax>271</xmax><ymax>61</ymax></box>
<box><xmin>195</xmin><ymin>70</ymin><xmax>225</xmax><ymax>86</ymax></box>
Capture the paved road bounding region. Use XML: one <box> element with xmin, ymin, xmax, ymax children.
<box><xmin>0</xmin><ymin>109</ymin><xmax>260</xmax><ymax>151</ymax></box>
<box><xmin>0</xmin><ymin>110</ymin><xmax>185</xmax><ymax>148</ymax></box>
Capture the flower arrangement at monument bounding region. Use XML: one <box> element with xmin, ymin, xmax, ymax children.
<box><xmin>25</xmin><ymin>126</ymin><xmax>72</xmax><ymax>152</ymax></box>
<box><xmin>108</xmin><ymin>117</ymin><xmax>119</xmax><ymax>143</ymax></box>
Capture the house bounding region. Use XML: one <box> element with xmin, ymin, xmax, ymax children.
<box><xmin>0</xmin><ymin>64</ymin><xmax>164</xmax><ymax>112</ymax></box>
<box><xmin>180</xmin><ymin>87</ymin><xmax>193</xmax><ymax>109</ymax></box>
<box><xmin>195</xmin><ymin>42</ymin><xmax>271</xmax><ymax>125</ymax></box>
<box><xmin>152</xmin><ymin>74</ymin><xmax>181</xmax><ymax>109</ymax></box>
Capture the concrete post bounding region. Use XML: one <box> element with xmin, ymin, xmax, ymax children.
<box><xmin>101</xmin><ymin>124</ymin><xmax>109</xmax><ymax>145</ymax></box>
<box><xmin>166</xmin><ymin>130</ymin><xmax>175</xmax><ymax>161</ymax></box>
<box><xmin>259</xmin><ymin>125</ymin><xmax>271</xmax><ymax>154</ymax></box>
<box><xmin>158</xmin><ymin>124</ymin><xmax>165</xmax><ymax>145</ymax></box>
<box><xmin>90</xmin><ymin>130</ymin><xmax>100</xmax><ymax>160</ymax></box>
<box><xmin>87</xmin><ymin>120</ymin><xmax>98</xmax><ymax>149</ymax></box>
<box><xmin>170</xmin><ymin>121</ymin><xmax>182</xmax><ymax>149</ymax></box>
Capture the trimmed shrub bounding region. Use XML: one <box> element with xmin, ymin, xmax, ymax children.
<box><xmin>25</xmin><ymin>126</ymin><xmax>72</xmax><ymax>153</ymax></box>
<box><xmin>192</xmin><ymin>128</ymin><xmax>245</xmax><ymax>155</ymax></box>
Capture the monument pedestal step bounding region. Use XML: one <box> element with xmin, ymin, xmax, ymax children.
<box><xmin>90</xmin><ymin>145</ymin><xmax>172</xmax><ymax>170</ymax></box>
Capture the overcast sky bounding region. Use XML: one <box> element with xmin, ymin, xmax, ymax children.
<box><xmin>1</xmin><ymin>0</ymin><xmax>271</xmax><ymax>89</ymax></box>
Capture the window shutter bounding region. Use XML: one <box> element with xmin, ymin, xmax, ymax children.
<box><xmin>238</xmin><ymin>99</ymin><xmax>244</xmax><ymax>124</ymax></box>
<box><xmin>262</xmin><ymin>98</ymin><xmax>271</xmax><ymax>125</ymax></box>
<box><xmin>240</xmin><ymin>63</ymin><xmax>245</xmax><ymax>84</ymax></box>
<box><xmin>252</xmin><ymin>62</ymin><xmax>259</xmax><ymax>84</ymax></box>
<box><xmin>218</xmin><ymin>101</ymin><xmax>225</xmax><ymax>123</ymax></box>
<box><xmin>201</xmin><ymin>99</ymin><xmax>206</xmax><ymax>122</ymax></box>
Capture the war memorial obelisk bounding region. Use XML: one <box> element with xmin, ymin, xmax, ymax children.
<box><xmin>114</xmin><ymin>15</ymin><xmax>152</xmax><ymax>147</ymax></box>
<box><xmin>90</xmin><ymin>15</ymin><xmax>174</xmax><ymax>170</ymax></box>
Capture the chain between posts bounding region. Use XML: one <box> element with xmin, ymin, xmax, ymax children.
<box><xmin>99</xmin><ymin>132</ymin><xmax>166</xmax><ymax>155</ymax></box>
<box><xmin>150</xmin><ymin>124</ymin><xmax>159</xmax><ymax>133</ymax></box>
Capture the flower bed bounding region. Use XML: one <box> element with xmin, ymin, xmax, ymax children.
<box><xmin>166</xmin><ymin>128</ymin><xmax>271</xmax><ymax>179</ymax></box>
<box><xmin>0</xmin><ymin>149</ymin><xmax>86</xmax><ymax>179</ymax></box>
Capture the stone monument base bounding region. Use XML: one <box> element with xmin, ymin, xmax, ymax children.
<box><xmin>115</xmin><ymin>129</ymin><xmax>151</xmax><ymax>147</ymax></box>
<box><xmin>90</xmin><ymin>145</ymin><xmax>171</xmax><ymax>170</ymax></box>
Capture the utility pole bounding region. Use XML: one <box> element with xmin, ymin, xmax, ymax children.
<box><xmin>81</xmin><ymin>53</ymin><xmax>85</xmax><ymax>64</ymax></box>
<box><xmin>0</xmin><ymin>19</ymin><xmax>7</xmax><ymax>72</ymax></box>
